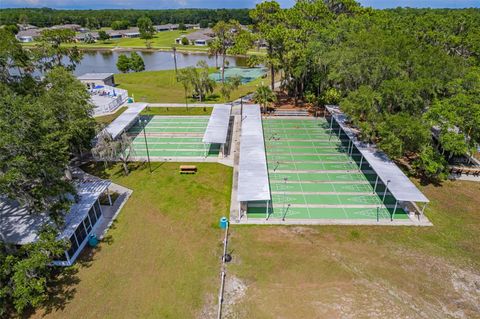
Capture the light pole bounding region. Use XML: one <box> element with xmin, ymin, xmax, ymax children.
<box><xmin>240</xmin><ymin>97</ymin><xmax>243</xmax><ymax>119</ymax></box>
<box><xmin>141</xmin><ymin>118</ymin><xmax>152</xmax><ymax>173</ymax></box>
<box><xmin>172</xmin><ymin>46</ymin><xmax>178</xmax><ymax>75</ymax></box>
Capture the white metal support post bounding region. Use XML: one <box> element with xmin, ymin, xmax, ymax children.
<box><xmin>373</xmin><ymin>175</ymin><xmax>379</xmax><ymax>194</ymax></box>
<box><xmin>238</xmin><ymin>202</ymin><xmax>241</xmax><ymax>221</ymax></box>
<box><xmin>381</xmin><ymin>180</ymin><xmax>391</xmax><ymax>203</ymax></box>
<box><xmin>107</xmin><ymin>187</ymin><xmax>112</xmax><ymax>206</ymax></box>
<box><xmin>265</xmin><ymin>200</ymin><xmax>269</xmax><ymax>220</ymax></box>
<box><xmin>329</xmin><ymin>114</ymin><xmax>334</xmax><ymax>141</ymax></box>
<box><xmin>421</xmin><ymin>202</ymin><xmax>428</xmax><ymax>216</ymax></box>
<box><xmin>392</xmin><ymin>200</ymin><xmax>398</xmax><ymax>221</ymax></box>
<box><xmin>359</xmin><ymin>154</ymin><xmax>364</xmax><ymax>171</ymax></box>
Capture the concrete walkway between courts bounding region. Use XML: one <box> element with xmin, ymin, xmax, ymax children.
<box><xmin>229</xmin><ymin>114</ymin><xmax>242</xmax><ymax>222</ymax></box>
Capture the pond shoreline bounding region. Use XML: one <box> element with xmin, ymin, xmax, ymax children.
<box><xmin>23</xmin><ymin>43</ymin><xmax>264</xmax><ymax>58</ymax></box>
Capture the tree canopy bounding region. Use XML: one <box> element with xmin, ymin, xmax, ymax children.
<box><xmin>250</xmin><ymin>0</ymin><xmax>480</xmax><ymax>180</ymax></box>
<box><xmin>0</xmin><ymin>8</ymin><xmax>252</xmax><ymax>28</ymax></box>
<box><xmin>0</xmin><ymin>28</ymin><xmax>95</xmax><ymax>315</ymax></box>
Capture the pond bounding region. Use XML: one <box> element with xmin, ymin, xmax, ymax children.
<box><xmin>73</xmin><ymin>50</ymin><xmax>248</xmax><ymax>76</ymax></box>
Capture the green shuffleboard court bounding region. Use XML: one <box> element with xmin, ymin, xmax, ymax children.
<box><xmin>251</xmin><ymin>117</ymin><xmax>409</xmax><ymax>221</ymax></box>
<box><xmin>127</xmin><ymin>116</ymin><xmax>220</xmax><ymax>158</ymax></box>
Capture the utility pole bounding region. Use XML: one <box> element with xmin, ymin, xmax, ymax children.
<box><xmin>172</xmin><ymin>46</ymin><xmax>178</xmax><ymax>75</ymax></box>
<box><xmin>240</xmin><ymin>97</ymin><xmax>243</xmax><ymax>119</ymax></box>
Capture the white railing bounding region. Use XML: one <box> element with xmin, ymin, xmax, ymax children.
<box><xmin>90</xmin><ymin>86</ymin><xmax>129</xmax><ymax>116</ymax></box>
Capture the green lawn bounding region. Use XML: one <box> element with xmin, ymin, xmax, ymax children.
<box><xmin>94</xmin><ymin>106</ymin><xmax>127</xmax><ymax>125</ymax></box>
<box><xmin>31</xmin><ymin>159</ymin><xmax>480</xmax><ymax>318</ymax></box>
<box><xmin>36</xmin><ymin>162</ymin><xmax>232</xmax><ymax>319</ymax></box>
<box><xmin>141</xmin><ymin>106</ymin><xmax>213</xmax><ymax>116</ymax></box>
<box><xmin>227</xmin><ymin>180</ymin><xmax>480</xmax><ymax>318</ymax></box>
<box><xmin>23</xmin><ymin>30</ymin><xmax>194</xmax><ymax>50</ymax></box>
<box><xmin>94</xmin><ymin>106</ymin><xmax>213</xmax><ymax>125</ymax></box>
<box><xmin>115</xmin><ymin>69</ymin><xmax>270</xmax><ymax>103</ymax></box>
<box><xmin>21</xmin><ymin>30</ymin><xmax>266</xmax><ymax>55</ymax></box>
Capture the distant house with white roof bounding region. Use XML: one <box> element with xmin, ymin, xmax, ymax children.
<box><xmin>77</xmin><ymin>73</ymin><xmax>116</xmax><ymax>87</ymax></box>
<box><xmin>175</xmin><ymin>28</ymin><xmax>214</xmax><ymax>46</ymax></box>
<box><xmin>16</xmin><ymin>28</ymin><xmax>42</xmax><ymax>42</ymax></box>
<box><xmin>155</xmin><ymin>24</ymin><xmax>179</xmax><ymax>31</ymax></box>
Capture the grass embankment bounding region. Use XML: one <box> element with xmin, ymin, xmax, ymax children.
<box><xmin>141</xmin><ymin>106</ymin><xmax>213</xmax><ymax>116</ymax></box>
<box><xmin>227</xmin><ymin>180</ymin><xmax>480</xmax><ymax>319</ymax></box>
<box><xmin>23</xmin><ymin>30</ymin><xmax>193</xmax><ymax>50</ymax></box>
<box><xmin>37</xmin><ymin>162</ymin><xmax>232</xmax><ymax>319</ymax></box>
<box><xmin>94</xmin><ymin>106</ymin><xmax>127</xmax><ymax>125</ymax></box>
<box><xmin>22</xmin><ymin>30</ymin><xmax>266</xmax><ymax>55</ymax></box>
<box><xmin>115</xmin><ymin>69</ymin><xmax>270</xmax><ymax>103</ymax></box>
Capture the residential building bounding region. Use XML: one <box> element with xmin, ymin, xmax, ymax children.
<box><xmin>175</xmin><ymin>28</ymin><xmax>214</xmax><ymax>46</ymax></box>
<box><xmin>0</xmin><ymin>176</ymin><xmax>114</xmax><ymax>266</ymax></box>
<box><xmin>16</xmin><ymin>28</ymin><xmax>42</xmax><ymax>42</ymax></box>
<box><xmin>77</xmin><ymin>73</ymin><xmax>116</xmax><ymax>87</ymax></box>
<box><xmin>155</xmin><ymin>24</ymin><xmax>179</xmax><ymax>31</ymax></box>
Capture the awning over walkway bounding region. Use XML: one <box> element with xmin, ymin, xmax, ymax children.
<box><xmin>202</xmin><ymin>104</ymin><xmax>231</xmax><ymax>144</ymax></box>
<box><xmin>237</xmin><ymin>105</ymin><xmax>271</xmax><ymax>202</ymax></box>
<box><xmin>326</xmin><ymin>105</ymin><xmax>429</xmax><ymax>203</ymax></box>
<box><xmin>104</xmin><ymin>103</ymin><xmax>148</xmax><ymax>139</ymax></box>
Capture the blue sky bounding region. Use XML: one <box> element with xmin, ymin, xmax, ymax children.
<box><xmin>1</xmin><ymin>0</ymin><xmax>479</xmax><ymax>9</ymax></box>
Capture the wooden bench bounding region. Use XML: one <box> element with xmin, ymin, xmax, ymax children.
<box><xmin>179</xmin><ymin>165</ymin><xmax>197</xmax><ymax>174</ymax></box>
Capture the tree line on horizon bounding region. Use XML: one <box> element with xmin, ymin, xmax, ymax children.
<box><xmin>0</xmin><ymin>7</ymin><xmax>253</xmax><ymax>28</ymax></box>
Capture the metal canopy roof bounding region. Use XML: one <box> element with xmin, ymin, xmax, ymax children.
<box><xmin>326</xmin><ymin>105</ymin><xmax>429</xmax><ymax>203</ymax></box>
<box><xmin>105</xmin><ymin>103</ymin><xmax>148</xmax><ymax>139</ymax></box>
<box><xmin>61</xmin><ymin>179</ymin><xmax>111</xmax><ymax>239</ymax></box>
<box><xmin>0</xmin><ymin>179</ymin><xmax>111</xmax><ymax>245</ymax></box>
<box><xmin>202</xmin><ymin>104</ymin><xmax>231</xmax><ymax>144</ymax></box>
<box><xmin>77</xmin><ymin>73</ymin><xmax>114</xmax><ymax>80</ymax></box>
<box><xmin>237</xmin><ymin>105</ymin><xmax>271</xmax><ymax>202</ymax></box>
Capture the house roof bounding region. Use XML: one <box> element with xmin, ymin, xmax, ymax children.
<box><xmin>0</xmin><ymin>178</ymin><xmax>111</xmax><ymax>245</ymax></box>
<box><xmin>184</xmin><ymin>28</ymin><xmax>214</xmax><ymax>41</ymax></box>
<box><xmin>156</xmin><ymin>24</ymin><xmax>179</xmax><ymax>30</ymax></box>
<box><xmin>16</xmin><ymin>29</ymin><xmax>42</xmax><ymax>38</ymax></box>
<box><xmin>77</xmin><ymin>73</ymin><xmax>114</xmax><ymax>81</ymax></box>
<box><xmin>50</xmin><ymin>24</ymin><xmax>81</xmax><ymax>30</ymax></box>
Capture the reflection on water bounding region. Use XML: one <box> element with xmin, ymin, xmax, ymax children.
<box><xmin>74</xmin><ymin>50</ymin><xmax>247</xmax><ymax>75</ymax></box>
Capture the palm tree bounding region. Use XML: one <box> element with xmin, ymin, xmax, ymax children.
<box><xmin>176</xmin><ymin>67</ymin><xmax>195</xmax><ymax>110</ymax></box>
<box><xmin>207</xmin><ymin>38</ymin><xmax>222</xmax><ymax>69</ymax></box>
<box><xmin>220</xmin><ymin>75</ymin><xmax>241</xmax><ymax>102</ymax></box>
<box><xmin>253</xmin><ymin>85</ymin><xmax>277</xmax><ymax>113</ymax></box>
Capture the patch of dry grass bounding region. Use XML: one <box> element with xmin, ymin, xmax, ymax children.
<box><xmin>227</xmin><ymin>180</ymin><xmax>480</xmax><ymax>319</ymax></box>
